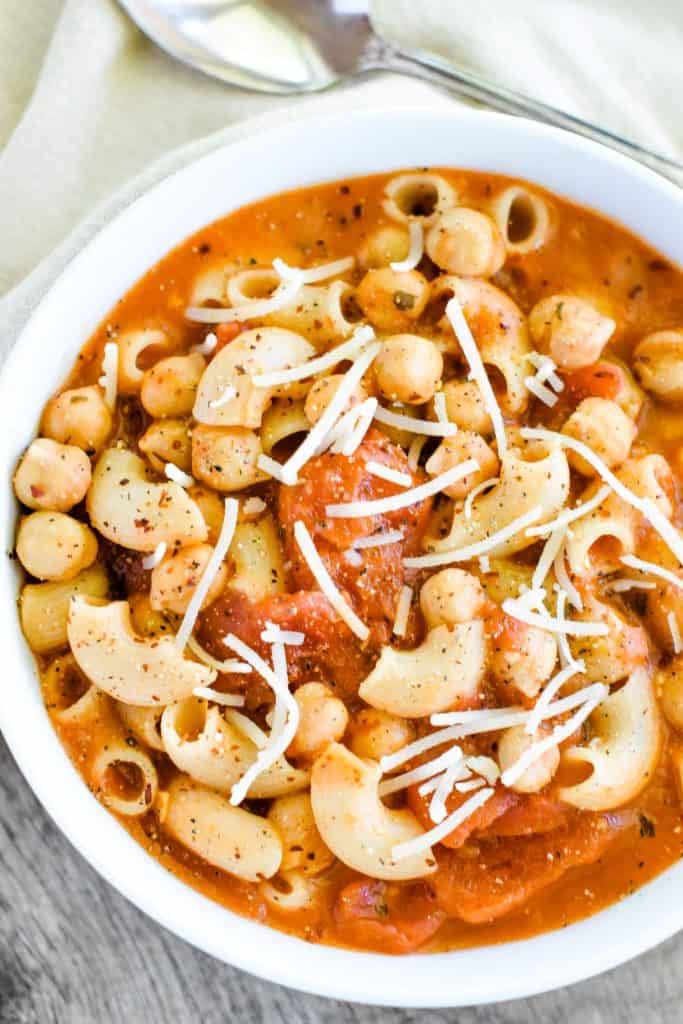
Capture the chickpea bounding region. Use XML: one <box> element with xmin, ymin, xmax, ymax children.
<box><xmin>441</xmin><ymin>379</ymin><xmax>493</xmax><ymax>436</ymax></box>
<box><xmin>659</xmin><ymin>656</ymin><xmax>683</xmax><ymax>731</ymax></box>
<box><xmin>528</xmin><ymin>295</ymin><xmax>615</xmax><ymax>370</ymax></box>
<box><xmin>192</xmin><ymin>425</ymin><xmax>267</xmax><ymax>492</ymax></box>
<box><xmin>426</xmin><ymin>207</ymin><xmax>505</xmax><ymax>278</ymax></box>
<box><xmin>287</xmin><ymin>683</ymin><xmax>348</xmax><ymax>761</ymax></box>
<box><xmin>267</xmin><ymin>793</ymin><xmax>335</xmax><ymax>875</ymax></box>
<box><xmin>140</xmin><ymin>352</ymin><xmax>205</xmax><ymax>418</ymax></box>
<box><xmin>359</xmin><ymin>225</ymin><xmax>410</xmax><ymax>269</ymax></box>
<box><xmin>41</xmin><ymin>386</ymin><xmax>112</xmax><ymax>455</ymax></box>
<box><xmin>304</xmin><ymin>375</ymin><xmax>369</xmax><ymax>425</ymax></box>
<box><xmin>14</xmin><ymin>438</ymin><xmax>92</xmax><ymax>512</ymax></box>
<box><xmin>355</xmin><ymin>268</ymin><xmax>429</xmax><ymax>333</ymax></box>
<box><xmin>562</xmin><ymin>398</ymin><xmax>636</xmax><ymax>476</ymax></box>
<box><xmin>491</xmin><ymin>620</ymin><xmax>557</xmax><ymax>701</ymax></box>
<box><xmin>374</xmin><ymin>334</ymin><xmax>443</xmax><ymax>405</ymax></box>
<box><xmin>348</xmin><ymin>708</ymin><xmax>416</xmax><ymax>762</ymax></box>
<box><xmin>139</xmin><ymin>419</ymin><xmax>192</xmax><ymax>474</ymax></box>
<box><xmin>149</xmin><ymin>543</ymin><xmax>228</xmax><ymax>615</ymax></box>
<box><xmin>497</xmin><ymin>725</ymin><xmax>559</xmax><ymax>793</ymax></box>
<box><xmin>425</xmin><ymin>431</ymin><xmax>499</xmax><ymax>499</ymax></box>
<box><xmin>16</xmin><ymin>511</ymin><xmax>98</xmax><ymax>582</ymax></box>
<box><xmin>633</xmin><ymin>330</ymin><xmax>683</xmax><ymax>402</ymax></box>
<box><xmin>420</xmin><ymin>569</ymin><xmax>486</xmax><ymax>628</ymax></box>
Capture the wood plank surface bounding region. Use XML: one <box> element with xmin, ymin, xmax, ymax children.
<box><xmin>1</xmin><ymin>733</ymin><xmax>680</xmax><ymax>1024</ymax></box>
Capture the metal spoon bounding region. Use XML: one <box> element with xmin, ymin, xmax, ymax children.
<box><xmin>118</xmin><ymin>0</ymin><xmax>683</xmax><ymax>184</ymax></box>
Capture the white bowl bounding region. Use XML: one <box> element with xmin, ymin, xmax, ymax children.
<box><xmin>1</xmin><ymin>107</ymin><xmax>682</xmax><ymax>1007</ymax></box>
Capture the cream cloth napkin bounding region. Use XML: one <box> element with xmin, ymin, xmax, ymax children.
<box><xmin>1</xmin><ymin>0</ymin><xmax>682</xmax><ymax>358</ymax></box>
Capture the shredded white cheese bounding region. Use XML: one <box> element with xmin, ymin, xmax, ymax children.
<box><xmin>446</xmin><ymin>296</ymin><xmax>507</xmax><ymax>456</ymax></box>
<box><xmin>279</xmin><ymin>343</ymin><xmax>380</xmax><ymax>484</ymax></box>
<box><xmin>365</xmin><ymin>460</ymin><xmax>412</xmax><ymax>488</ymax></box>
<box><xmin>392</xmin><ymin>787</ymin><xmax>495</xmax><ymax>861</ymax></box>
<box><xmin>464</xmin><ymin>476</ymin><xmax>499</xmax><ymax>520</ymax></box>
<box><xmin>260</xmin><ymin>622</ymin><xmax>305</xmax><ymax>646</ymax></box>
<box><xmin>404</xmin><ymin>505</ymin><xmax>543</xmax><ymax>570</ymax></box>
<box><xmin>98</xmin><ymin>341</ymin><xmax>119</xmax><ymax>412</ymax></box>
<box><xmin>191</xmin><ymin>687</ymin><xmax>245</xmax><ymax>707</ymax></box>
<box><xmin>378</xmin><ymin>745</ymin><xmax>463</xmax><ymax>798</ymax></box>
<box><xmin>293</xmin><ymin>520</ymin><xmax>369</xmax><ymax>641</ymax></box>
<box><xmin>352</xmin><ymin>528</ymin><xmax>404</xmax><ymax>550</ymax></box>
<box><xmin>479</xmin><ymin>555</ymin><xmax>491</xmax><ymax>573</ymax></box>
<box><xmin>455</xmin><ymin>777</ymin><xmax>485</xmax><ymax>794</ymax></box>
<box><xmin>225</xmin><ymin>708</ymin><xmax>269</xmax><ymax>749</ymax></box>
<box><xmin>669</xmin><ymin>611</ymin><xmax>683</xmax><ymax>654</ymax></box>
<box><xmin>256</xmin><ymin>452</ymin><xmax>291</xmax><ymax>485</ymax></box>
<box><xmin>531</xmin><ymin>526</ymin><xmax>566</xmax><ymax>592</ymax></box>
<box><xmin>186</xmin><ymin>635</ymin><xmax>252</xmax><ymax>674</ymax></box>
<box><xmin>374</xmin><ymin>405</ymin><xmax>456</xmax><ymax>437</ymax></box>
<box><xmin>526</xmin><ymin>485</ymin><xmax>611</xmax><ymax>538</ymax></box>
<box><xmin>175</xmin><ymin>497</ymin><xmax>238</xmax><ymax>650</ymax></box>
<box><xmin>501</xmin><ymin>599</ymin><xmax>608</xmax><ymax>636</ymax></box>
<box><xmin>501</xmin><ymin>696</ymin><xmax>602</xmax><ymax>787</ymax></box>
<box><xmin>524</xmin><ymin>375</ymin><xmax>560</xmax><ymax>407</ymax></box>
<box><xmin>390</xmin><ymin>220</ymin><xmax>424</xmax><ymax>273</ymax></box>
<box><xmin>324</xmin><ymin>397</ymin><xmax>378</xmax><ymax>458</ymax></box>
<box><xmin>433</xmin><ymin>390</ymin><xmax>449</xmax><ymax>425</ymax></box>
<box><xmin>192</xmin><ymin>332</ymin><xmax>217</xmax><ymax>356</ymax></box>
<box><xmin>553</xmin><ymin>588</ymin><xmax>574</xmax><ymax>667</ymax></box>
<box><xmin>222</xmin><ymin>633</ymin><xmax>299</xmax><ymax>805</ymax></box>
<box><xmin>620</xmin><ymin>554</ymin><xmax>683</xmax><ymax>591</ymax></box>
<box><xmin>524</xmin><ymin>660</ymin><xmax>586</xmax><ymax>736</ymax></box>
<box><xmin>528</xmin><ymin>352</ymin><xmax>564</xmax><ymax>391</ymax></box>
<box><xmin>392</xmin><ymin>585</ymin><xmax>413</xmax><ymax>638</ymax></box>
<box><xmin>428</xmin><ymin>761</ymin><xmax>470</xmax><ymax>823</ymax></box>
<box><xmin>141</xmin><ymin>542</ymin><xmax>167</xmax><ymax>570</ymax></box>
<box><xmin>252</xmin><ymin>324</ymin><xmax>375</xmax><ymax>389</ymax></box>
<box><xmin>185</xmin><ymin>272</ymin><xmax>304</xmax><ymax>324</ymax></box>
<box><xmin>326</xmin><ymin>458</ymin><xmax>480</xmax><ymax>520</ymax></box>
<box><xmin>273</xmin><ymin>255</ymin><xmax>354</xmax><ymax>284</ymax></box>
<box><xmin>465</xmin><ymin>755</ymin><xmax>500</xmax><ymax>785</ymax></box>
<box><xmin>380</xmin><ymin>727</ymin><xmax>464</xmax><ymax>773</ymax></box>
<box><xmin>431</xmin><ymin>681</ymin><xmax>609</xmax><ymax>731</ymax></box>
<box><xmin>408</xmin><ymin>436</ymin><xmax>427</xmax><ymax>470</ymax></box>
<box><xmin>605</xmin><ymin>578</ymin><xmax>657</xmax><ymax>594</ymax></box>
<box><xmin>553</xmin><ymin>541</ymin><xmax>583</xmax><ymax>611</ymax></box>
<box><xmin>165</xmin><ymin>463</ymin><xmax>194</xmax><ymax>488</ymax></box>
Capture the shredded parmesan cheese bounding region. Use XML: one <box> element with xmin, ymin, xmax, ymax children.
<box><xmin>554</xmin><ymin>588</ymin><xmax>574</xmax><ymax>666</ymax></box>
<box><xmin>192</xmin><ymin>687</ymin><xmax>245</xmax><ymax>707</ymax></box>
<box><xmin>260</xmin><ymin>622</ymin><xmax>305</xmax><ymax>646</ymax></box>
<box><xmin>524</xmin><ymin>660</ymin><xmax>586</xmax><ymax>736</ymax></box>
<box><xmin>98</xmin><ymin>341</ymin><xmax>118</xmax><ymax>411</ymax></box>
<box><xmin>431</xmin><ymin>682</ymin><xmax>609</xmax><ymax>731</ymax></box>
<box><xmin>528</xmin><ymin>352</ymin><xmax>564</xmax><ymax>391</ymax></box>
<box><xmin>365</xmin><ymin>460</ymin><xmax>412</xmax><ymax>488</ymax></box>
<box><xmin>392</xmin><ymin>585</ymin><xmax>413</xmax><ymax>637</ymax></box>
<box><xmin>186</xmin><ymin>635</ymin><xmax>252</xmax><ymax>674</ymax></box>
<box><xmin>408</xmin><ymin>436</ymin><xmax>427</xmax><ymax>470</ymax></box>
<box><xmin>185</xmin><ymin>272</ymin><xmax>304</xmax><ymax>324</ymax></box>
<box><xmin>392</xmin><ymin>787</ymin><xmax>495</xmax><ymax>861</ymax></box>
<box><xmin>390</xmin><ymin>220</ymin><xmax>424</xmax><ymax>272</ymax></box>
<box><xmin>532</xmin><ymin>526</ymin><xmax>566</xmax><ymax>591</ymax></box>
<box><xmin>501</xmin><ymin>697</ymin><xmax>602</xmax><ymax>787</ymax></box>
<box><xmin>222</xmin><ymin>634</ymin><xmax>299</xmax><ymax>804</ymax></box>
<box><xmin>279</xmin><ymin>343</ymin><xmax>380</xmax><ymax>484</ymax></box>
<box><xmin>175</xmin><ymin>497</ymin><xmax>238</xmax><ymax>650</ymax></box>
<box><xmin>501</xmin><ymin>599</ymin><xmax>608</xmax><ymax>636</ymax></box>
<box><xmin>273</xmin><ymin>255</ymin><xmax>354</xmax><ymax>284</ymax></box>
<box><xmin>225</xmin><ymin>708</ymin><xmax>269</xmax><ymax>750</ymax></box>
<box><xmin>526</xmin><ymin>485</ymin><xmax>611</xmax><ymax>538</ymax></box>
<box><xmin>141</xmin><ymin>542</ymin><xmax>166</xmax><ymax>570</ymax></box>
<box><xmin>433</xmin><ymin>390</ymin><xmax>449</xmax><ymax>425</ymax></box>
<box><xmin>165</xmin><ymin>463</ymin><xmax>194</xmax><ymax>488</ymax></box>
<box><xmin>524</xmin><ymin>375</ymin><xmax>559</xmax><ymax>407</ymax></box>
<box><xmin>352</xmin><ymin>529</ymin><xmax>404</xmax><ymax>550</ymax></box>
<box><xmin>252</xmin><ymin>325</ymin><xmax>375</xmax><ymax>389</ymax></box>
<box><xmin>445</xmin><ymin>296</ymin><xmax>507</xmax><ymax>456</ymax></box>
<box><xmin>428</xmin><ymin>761</ymin><xmax>470</xmax><ymax>823</ymax></box>
<box><xmin>404</xmin><ymin>505</ymin><xmax>543</xmax><ymax>570</ymax></box>
<box><xmin>326</xmin><ymin>458</ymin><xmax>480</xmax><ymax>520</ymax></box>
<box><xmin>553</xmin><ymin>541</ymin><xmax>583</xmax><ymax>611</ymax></box>
<box><xmin>605</xmin><ymin>578</ymin><xmax>657</xmax><ymax>594</ymax></box>
<box><xmin>455</xmin><ymin>777</ymin><xmax>485</xmax><ymax>794</ymax></box>
<box><xmin>331</xmin><ymin>398</ymin><xmax>378</xmax><ymax>457</ymax></box>
<box><xmin>669</xmin><ymin>611</ymin><xmax>683</xmax><ymax>654</ymax></box>
<box><xmin>479</xmin><ymin>555</ymin><xmax>491</xmax><ymax>573</ymax></box>
<box><xmin>464</xmin><ymin>476</ymin><xmax>499</xmax><ymax>520</ymax></box>
<box><xmin>620</xmin><ymin>554</ymin><xmax>683</xmax><ymax>591</ymax></box>
<box><xmin>378</xmin><ymin>745</ymin><xmax>463</xmax><ymax>797</ymax></box>
<box><xmin>293</xmin><ymin>520</ymin><xmax>369</xmax><ymax>641</ymax></box>
<box><xmin>256</xmin><ymin>452</ymin><xmax>291</xmax><ymax>485</ymax></box>
<box><xmin>192</xmin><ymin>332</ymin><xmax>217</xmax><ymax>356</ymax></box>
<box><xmin>373</xmin><ymin>405</ymin><xmax>456</xmax><ymax>437</ymax></box>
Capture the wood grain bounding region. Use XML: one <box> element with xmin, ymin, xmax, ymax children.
<box><xmin>0</xmin><ymin>732</ymin><xmax>681</xmax><ymax>1024</ymax></box>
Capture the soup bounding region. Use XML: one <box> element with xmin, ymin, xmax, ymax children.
<box><xmin>12</xmin><ymin>168</ymin><xmax>683</xmax><ymax>954</ymax></box>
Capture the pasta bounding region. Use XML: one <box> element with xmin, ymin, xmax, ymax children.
<box><xmin>14</xmin><ymin>167</ymin><xmax>683</xmax><ymax>956</ymax></box>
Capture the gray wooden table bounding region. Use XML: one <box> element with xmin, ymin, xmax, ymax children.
<box><xmin>1</xmin><ymin>733</ymin><xmax>680</xmax><ymax>1024</ymax></box>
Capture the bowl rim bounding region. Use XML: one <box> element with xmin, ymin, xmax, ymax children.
<box><xmin>1</xmin><ymin>105</ymin><xmax>683</xmax><ymax>1008</ymax></box>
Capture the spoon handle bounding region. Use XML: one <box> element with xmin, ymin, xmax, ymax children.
<box><xmin>375</xmin><ymin>44</ymin><xmax>683</xmax><ymax>185</ymax></box>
